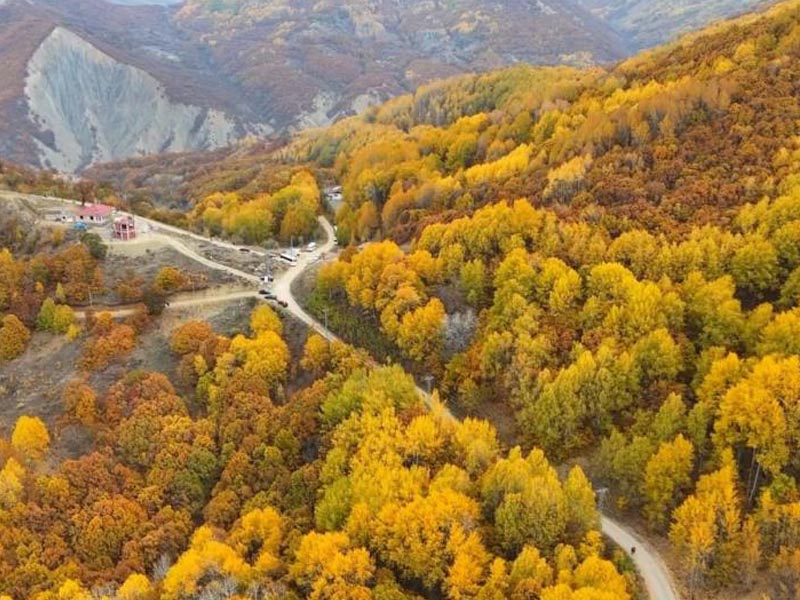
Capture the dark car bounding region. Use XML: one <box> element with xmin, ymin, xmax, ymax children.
<box><xmin>278</xmin><ymin>300</ymin><xmax>289</xmax><ymax>308</ymax></box>
<box><xmin>258</xmin><ymin>289</ymin><xmax>277</xmax><ymax>300</ymax></box>
<box><xmin>239</xmin><ymin>247</ymin><xmax>251</xmax><ymax>253</ymax></box>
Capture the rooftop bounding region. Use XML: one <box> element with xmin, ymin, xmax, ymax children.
<box><xmin>76</xmin><ymin>204</ymin><xmax>113</xmax><ymax>217</ymax></box>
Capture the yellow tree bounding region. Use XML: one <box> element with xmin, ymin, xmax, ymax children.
<box><xmin>670</xmin><ymin>457</ymin><xmax>751</xmax><ymax>590</ymax></box>
<box><xmin>11</xmin><ymin>415</ymin><xmax>50</xmax><ymax>462</ymax></box>
<box><xmin>117</xmin><ymin>574</ymin><xmax>153</xmax><ymax>600</ymax></box>
<box><xmin>643</xmin><ymin>435</ymin><xmax>695</xmax><ymax>531</ymax></box>
<box><xmin>0</xmin><ymin>314</ymin><xmax>31</xmax><ymax>361</ymax></box>
<box><xmin>396</xmin><ymin>298</ymin><xmax>445</xmax><ymax>365</ymax></box>
<box><xmin>250</xmin><ymin>304</ymin><xmax>283</xmax><ymax>336</ymax></box>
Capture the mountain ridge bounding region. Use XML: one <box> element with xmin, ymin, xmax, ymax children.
<box><xmin>0</xmin><ymin>0</ymin><xmax>781</xmax><ymax>172</ymax></box>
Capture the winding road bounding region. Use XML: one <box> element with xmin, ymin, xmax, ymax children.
<box><xmin>3</xmin><ymin>190</ymin><xmax>681</xmax><ymax>600</ymax></box>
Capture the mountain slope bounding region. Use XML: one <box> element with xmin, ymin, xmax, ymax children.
<box><xmin>173</xmin><ymin>0</ymin><xmax>629</xmax><ymax>130</ymax></box>
<box><xmin>1</xmin><ymin>0</ymin><xmax>630</xmax><ymax>172</ymax></box>
<box><xmin>25</xmin><ymin>27</ymin><xmax>240</xmax><ymax>172</ymax></box>
<box><xmin>0</xmin><ymin>0</ymin><xmax>263</xmax><ymax>171</ymax></box>
<box><xmin>0</xmin><ymin>0</ymin><xmax>779</xmax><ymax>173</ymax></box>
<box><xmin>578</xmin><ymin>0</ymin><xmax>775</xmax><ymax>48</ymax></box>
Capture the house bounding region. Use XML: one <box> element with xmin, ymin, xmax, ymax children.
<box><xmin>112</xmin><ymin>215</ymin><xmax>136</xmax><ymax>241</ymax></box>
<box><xmin>75</xmin><ymin>203</ymin><xmax>113</xmax><ymax>225</ymax></box>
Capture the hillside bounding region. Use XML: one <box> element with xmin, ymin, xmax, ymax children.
<box><xmin>4</xmin><ymin>1</ymin><xmax>800</xmax><ymax>598</ymax></box>
<box><xmin>91</xmin><ymin>2</ymin><xmax>800</xmax><ymax>598</ymax></box>
<box><xmin>1</xmin><ymin>0</ymin><xmax>772</xmax><ymax>173</ymax></box>
<box><xmin>173</xmin><ymin>0</ymin><xmax>627</xmax><ymax>129</ymax></box>
<box><xmin>578</xmin><ymin>0</ymin><xmax>775</xmax><ymax>48</ymax></box>
<box><xmin>0</xmin><ymin>0</ymin><xmax>262</xmax><ymax>171</ymax></box>
<box><xmin>0</xmin><ymin>0</ymin><xmax>631</xmax><ymax>172</ymax></box>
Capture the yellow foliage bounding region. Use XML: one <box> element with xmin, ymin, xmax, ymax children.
<box><xmin>117</xmin><ymin>574</ymin><xmax>153</xmax><ymax>600</ymax></box>
<box><xmin>11</xmin><ymin>415</ymin><xmax>50</xmax><ymax>461</ymax></box>
<box><xmin>250</xmin><ymin>304</ymin><xmax>283</xmax><ymax>336</ymax></box>
<box><xmin>228</xmin><ymin>507</ymin><xmax>283</xmax><ymax>573</ymax></box>
<box><xmin>0</xmin><ymin>457</ymin><xmax>25</xmax><ymax>508</ymax></box>
<box><xmin>162</xmin><ymin>526</ymin><xmax>251</xmax><ymax>599</ymax></box>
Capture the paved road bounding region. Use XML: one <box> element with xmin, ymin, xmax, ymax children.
<box><xmin>602</xmin><ymin>516</ymin><xmax>680</xmax><ymax>600</ymax></box>
<box><xmin>2</xmin><ymin>189</ymin><xmax>680</xmax><ymax>599</ymax></box>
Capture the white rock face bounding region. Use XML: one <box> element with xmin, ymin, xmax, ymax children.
<box><xmin>294</xmin><ymin>92</ymin><xmax>338</xmax><ymax>130</ymax></box>
<box><xmin>25</xmin><ymin>27</ymin><xmax>240</xmax><ymax>172</ymax></box>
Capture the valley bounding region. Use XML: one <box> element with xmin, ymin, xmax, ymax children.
<box><xmin>0</xmin><ymin>188</ymin><xmax>680</xmax><ymax>600</ymax></box>
<box><xmin>1</xmin><ymin>1</ymin><xmax>800</xmax><ymax>599</ymax></box>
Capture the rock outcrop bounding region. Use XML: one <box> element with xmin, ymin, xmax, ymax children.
<box><xmin>25</xmin><ymin>27</ymin><xmax>244</xmax><ymax>172</ymax></box>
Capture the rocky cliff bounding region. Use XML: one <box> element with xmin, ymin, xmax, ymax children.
<box><xmin>25</xmin><ymin>27</ymin><xmax>243</xmax><ymax>172</ymax></box>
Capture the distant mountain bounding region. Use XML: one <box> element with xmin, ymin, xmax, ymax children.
<box><xmin>0</xmin><ymin>0</ymin><xmax>629</xmax><ymax>172</ymax></box>
<box><xmin>171</xmin><ymin>0</ymin><xmax>628</xmax><ymax>131</ymax></box>
<box><xmin>0</xmin><ymin>0</ymin><xmax>774</xmax><ymax>173</ymax></box>
<box><xmin>577</xmin><ymin>0</ymin><xmax>774</xmax><ymax>48</ymax></box>
<box><xmin>0</xmin><ymin>0</ymin><xmax>264</xmax><ymax>172</ymax></box>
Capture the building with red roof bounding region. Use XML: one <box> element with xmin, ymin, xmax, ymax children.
<box><xmin>75</xmin><ymin>203</ymin><xmax>113</xmax><ymax>225</ymax></box>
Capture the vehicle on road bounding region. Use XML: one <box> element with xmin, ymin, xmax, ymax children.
<box><xmin>305</xmin><ymin>242</ymin><xmax>317</xmax><ymax>252</ymax></box>
<box><xmin>258</xmin><ymin>289</ymin><xmax>277</xmax><ymax>300</ymax></box>
<box><xmin>239</xmin><ymin>247</ymin><xmax>250</xmax><ymax>253</ymax></box>
<box><xmin>261</xmin><ymin>274</ymin><xmax>275</xmax><ymax>283</ymax></box>
<box><xmin>278</xmin><ymin>300</ymin><xmax>289</xmax><ymax>308</ymax></box>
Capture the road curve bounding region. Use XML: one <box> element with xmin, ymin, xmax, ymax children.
<box><xmin>602</xmin><ymin>516</ymin><xmax>680</xmax><ymax>600</ymax></box>
<box><xmin>3</xmin><ymin>190</ymin><xmax>680</xmax><ymax>599</ymax></box>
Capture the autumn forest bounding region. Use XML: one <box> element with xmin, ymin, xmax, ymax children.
<box><xmin>2</xmin><ymin>1</ymin><xmax>800</xmax><ymax>599</ymax></box>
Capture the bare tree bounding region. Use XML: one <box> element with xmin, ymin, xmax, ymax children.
<box><xmin>443</xmin><ymin>309</ymin><xmax>478</xmax><ymax>357</ymax></box>
<box><xmin>150</xmin><ymin>553</ymin><xmax>172</xmax><ymax>582</ymax></box>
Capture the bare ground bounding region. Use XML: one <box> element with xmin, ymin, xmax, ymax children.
<box><xmin>0</xmin><ymin>295</ymin><xmax>260</xmax><ymax>460</ymax></box>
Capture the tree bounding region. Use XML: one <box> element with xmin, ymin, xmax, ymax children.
<box><xmin>759</xmin><ymin>309</ymin><xmax>800</xmax><ymax>356</ymax></box>
<box><xmin>643</xmin><ymin>435</ymin><xmax>694</xmax><ymax>530</ymax></box>
<box><xmin>80</xmin><ymin>232</ymin><xmax>107</xmax><ymax>260</ymax></box>
<box><xmin>228</xmin><ymin>507</ymin><xmax>283</xmax><ymax>574</ymax></box>
<box><xmin>563</xmin><ymin>466</ymin><xmax>599</xmax><ymax>541</ymax></box>
<box><xmin>11</xmin><ymin>415</ymin><xmax>50</xmax><ymax>461</ymax></box>
<box><xmin>62</xmin><ymin>379</ymin><xmax>98</xmax><ymax>427</ymax></box>
<box><xmin>154</xmin><ymin>266</ymin><xmax>188</xmax><ymax>293</ymax></box>
<box><xmin>301</xmin><ymin>334</ymin><xmax>331</xmax><ymax>376</ymax></box>
<box><xmin>142</xmin><ymin>285</ymin><xmax>168</xmax><ymax>316</ymax></box>
<box><xmin>170</xmin><ymin>320</ymin><xmax>215</xmax><ymax>356</ymax></box>
<box><xmin>396</xmin><ymin>298</ymin><xmax>445</xmax><ymax>364</ymax></box>
<box><xmin>0</xmin><ymin>457</ymin><xmax>25</xmax><ymax>508</ymax></box>
<box><xmin>250</xmin><ymin>304</ymin><xmax>283</xmax><ymax>336</ymax></box>
<box><xmin>714</xmin><ymin>382</ymin><xmax>789</xmax><ymax>504</ymax></box>
<box><xmin>73</xmin><ymin>494</ymin><xmax>147</xmax><ymax>571</ymax></box>
<box><xmin>371</xmin><ymin>490</ymin><xmax>481</xmax><ymax>590</ymax></box>
<box><xmin>117</xmin><ymin>573</ymin><xmax>153</xmax><ymax>600</ymax></box>
<box><xmin>670</xmin><ymin>458</ymin><xmax>750</xmax><ymax>590</ymax></box>
<box><xmin>730</xmin><ymin>236</ymin><xmax>779</xmax><ymax>297</ymax></box>
<box><xmin>37</xmin><ymin>297</ymin><xmax>75</xmax><ymax>334</ymax></box>
<box><xmin>0</xmin><ymin>314</ymin><xmax>30</xmax><ymax>361</ymax></box>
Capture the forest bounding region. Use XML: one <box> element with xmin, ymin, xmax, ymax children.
<box><xmin>2</xmin><ymin>0</ymin><xmax>800</xmax><ymax>598</ymax></box>
<box><xmin>294</xmin><ymin>1</ymin><xmax>800</xmax><ymax>598</ymax></box>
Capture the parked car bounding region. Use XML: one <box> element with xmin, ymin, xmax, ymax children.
<box><xmin>261</xmin><ymin>274</ymin><xmax>275</xmax><ymax>283</ymax></box>
<box><xmin>258</xmin><ymin>289</ymin><xmax>277</xmax><ymax>300</ymax></box>
<box><xmin>239</xmin><ymin>247</ymin><xmax>250</xmax><ymax>253</ymax></box>
<box><xmin>278</xmin><ymin>300</ymin><xmax>289</xmax><ymax>308</ymax></box>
